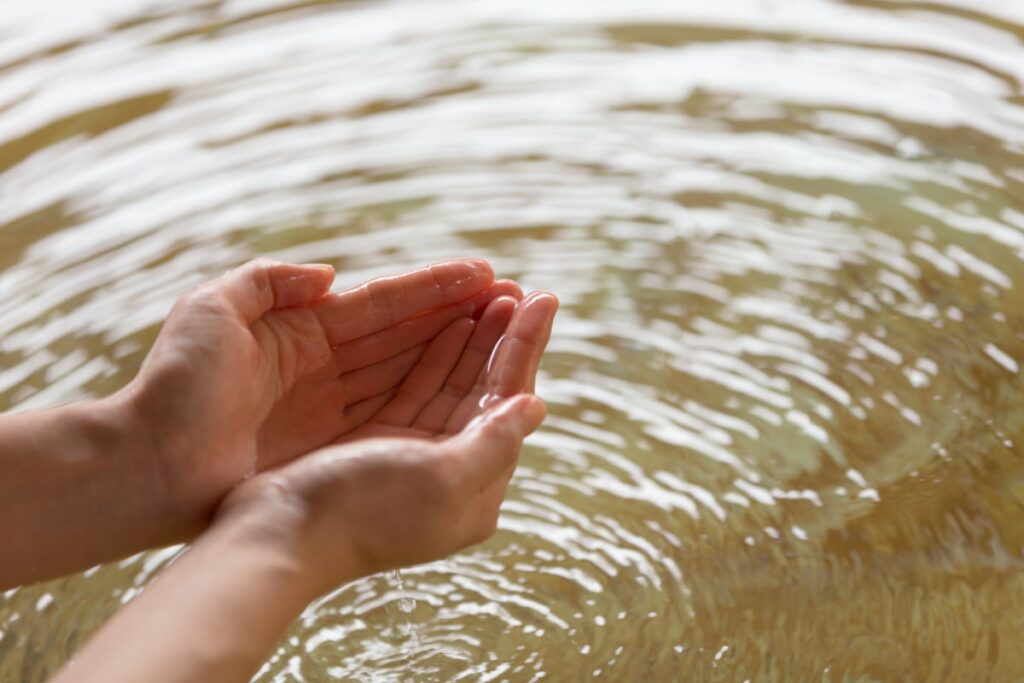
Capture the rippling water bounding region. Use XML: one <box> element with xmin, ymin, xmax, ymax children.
<box><xmin>2</xmin><ymin>0</ymin><xmax>1024</xmax><ymax>680</ymax></box>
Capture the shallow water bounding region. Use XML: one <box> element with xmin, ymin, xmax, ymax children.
<box><xmin>2</xmin><ymin>0</ymin><xmax>1024</xmax><ymax>680</ymax></box>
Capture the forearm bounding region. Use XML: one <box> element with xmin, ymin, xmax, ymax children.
<box><xmin>52</xmin><ymin>499</ymin><xmax>331</xmax><ymax>683</ymax></box>
<box><xmin>0</xmin><ymin>391</ymin><xmax>184</xmax><ymax>589</ymax></box>
<box><xmin>51</xmin><ymin>388</ymin><xmax>548</xmax><ymax>683</ymax></box>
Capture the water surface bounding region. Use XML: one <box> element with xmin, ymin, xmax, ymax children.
<box><xmin>2</xmin><ymin>0</ymin><xmax>1024</xmax><ymax>680</ymax></box>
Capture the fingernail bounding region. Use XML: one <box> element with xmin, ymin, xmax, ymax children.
<box><xmin>287</xmin><ymin>265</ymin><xmax>333</xmax><ymax>286</ymax></box>
<box><xmin>304</xmin><ymin>263</ymin><xmax>335</xmax><ymax>276</ymax></box>
<box><xmin>467</xmin><ymin>258</ymin><xmax>492</xmax><ymax>275</ymax></box>
<box><xmin>523</xmin><ymin>291</ymin><xmax>558</xmax><ymax>310</ymax></box>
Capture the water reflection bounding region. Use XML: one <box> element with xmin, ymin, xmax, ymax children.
<box><xmin>2</xmin><ymin>0</ymin><xmax>1024</xmax><ymax>680</ymax></box>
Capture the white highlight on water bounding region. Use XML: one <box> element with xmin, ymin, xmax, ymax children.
<box><xmin>984</xmin><ymin>343</ymin><xmax>1019</xmax><ymax>374</ymax></box>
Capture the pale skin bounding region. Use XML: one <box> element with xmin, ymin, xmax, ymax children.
<box><xmin>0</xmin><ymin>258</ymin><xmax>557</xmax><ymax>683</ymax></box>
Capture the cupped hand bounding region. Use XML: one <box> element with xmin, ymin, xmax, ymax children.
<box><xmin>215</xmin><ymin>289</ymin><xmax>558</xmax><ymax>591</ymax></box>
<box><xmin>124</xmin><ymin>258</ymin><xmax>523</xmax><ymax>525</ymax></box>
<box><xmin>343</xmin><ymin>289</ymin><xmax>558</xmax><ymax>441</ymax></box>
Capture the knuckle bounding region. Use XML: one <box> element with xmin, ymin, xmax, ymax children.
<box><xmin>244</xmin><ymin>257</ymin><xmax>278</xmax><ymax>271</ymax></box>
<box><xmin>178</xmin><ymin>285</ymin><xmax>225</xmax><ymax>314</ymax></box>
<box><xmin>244</xmin><ymin>259</ymin><xmax>275</xmax><ymax>296</ymax></box>
<box><xmin>170</xmin><ymin>288</ymin><xmax>198</xmax><ymax>315</ymax></box>
<box><xmin>363</xmin><ymin>280</ymin><xmax>399</xmax><ymax>326</ymax></box>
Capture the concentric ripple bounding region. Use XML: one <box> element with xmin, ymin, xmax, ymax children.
<box><xmin>2</xmin><ymin>0</ymin><xmax>1024</xmax><ymax>681</ymax></box>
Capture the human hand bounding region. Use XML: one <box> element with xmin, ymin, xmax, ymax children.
<box><xmin>215</xmin><ymin>291</ymin><xmax>557</xmax><ymax>592</ymax></box>
<box><xmin>122</xmin><ymin>258</ymin><xmax>522</xmax><ymax>528</ymax></box>
<box><xmin>342</xmin><ymin>289</ymin><xmax>558</xmax><ymax>441</ymax></box>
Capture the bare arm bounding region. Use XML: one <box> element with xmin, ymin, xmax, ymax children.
<box><xmin>52</xmin><ymin>291</ymin><xmax>557</xmax><ymax>683</ymax></box>
<box><xmin>0</xmin><ymin>258</ymin><xmax>520</xmax><ymax>590</ymax></box>
<box><xmin>51</xmin><ymin>494</ymin><xmax>322</xmax><ymax>683</ymax></box>
<box><xmin>0</xmin><ymin>394</ymin><xmax>176</xmax><ymax>587</ymax></box>
<box><xmin>53</xmin><ymin>396</ymin><xmax>547</xmax><ymax>683</ymax></box>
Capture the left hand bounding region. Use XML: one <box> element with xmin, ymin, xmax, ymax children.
<box><xmin>122</xmin><ymin>258</ymin><xmax>522</xmax><ymax>526</ymax></box>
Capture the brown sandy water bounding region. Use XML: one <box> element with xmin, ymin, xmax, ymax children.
<box><xmin>2</xmin><ymin>1</ymin><xmax>1024</xmax><ymax>680</ymax></box>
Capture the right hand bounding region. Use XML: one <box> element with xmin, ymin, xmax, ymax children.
<box><xmin>215</xmin><ymin>292</ymin><xmax>557</xmax><ymax>592</ymax></box>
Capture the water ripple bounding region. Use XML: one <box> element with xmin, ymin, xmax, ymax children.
<box><xmin>2</xmin><ymin>0</ymin><xmax>1024</xmax><ymax>680</ymax></box>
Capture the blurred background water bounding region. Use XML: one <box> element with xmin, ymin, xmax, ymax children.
<box><xmin>2</xmin><ymin>0</ymin><xmax>1024</xmax><ymax>680</ymax></box>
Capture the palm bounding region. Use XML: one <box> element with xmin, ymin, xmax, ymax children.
<box><xmin>134</xmin><ymin>260</ymin><xmax>529</xmax><ymax>502</ymax></box>
<box><xmin>339</xmin><ymin>291</ymin><xmax>557</xmax><ymax>444</ymax></box>
<box><xmin>252</xmin><ymin>279</ymin><xmax>532</xmax><ymax>470</ymax></box>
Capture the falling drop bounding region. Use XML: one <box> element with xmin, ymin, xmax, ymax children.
<box><xmin>393</xmin><ymin>569</ymin><xmax>416</xmax><ymax>613</ymax></box>
<box><xmin>395</xmin><ymin>569</ymin><xmax>415</xmax><ymax>610</ymax></box>
<box><xmin>389</xmin><ymin>570</ymin><xmax>421</xmax><ymax>649</ymax></box>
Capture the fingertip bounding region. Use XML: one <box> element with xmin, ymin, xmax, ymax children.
<box><xmin>523</xmin><ymin>290</ymin><xmax>559</xmax><ymax>311</ymax></box>
<box><xmin>305</xmin><ymin>262</ymin><xmax>336</xmax><ymax>277</ymax></box>
<box><xmin>481</xmin><ymin>295</ymin><xmax>519</xmax><ymax>320</ymax></box>
<box><xmin>283</xmin><ymin>263</ymin><xmax>334</xmax><ymax>302</ymax></box>
<box><xmin>521</xmin><ymin>394</ymin><xmax>547</xmax><ymax>433</ymax></box>
<box><xmin>503</xmin><ymin>291</ymin><xmax>559</xmax><ymax>336</ymax></box>
<box><xmin>449</xmin><ymin>257</ymin><xmax>493</xmax><ymax>285</ymax></box>
<box><xmin>304</xmin><ymin>262</ymin><xmax>336</xmax><ymax>290</ymax></box>
<box><xmin>467</xmin><ymin>281</ymin><xmax>522</xmax><ymax>319</ymax></box>
<box><xmin>489</xmin><ymin>393</ymin><xmax>547</xmax><ymax>435</ymax></box>
<box><xmin>494</xmin><ymin>279</ymin><xmax>525</xmax><ymax>301</ymax></box>
<box><xmin>467</xmin><ymin>258</ymin><xmax>494</xmax><ymax>280</ymax></box>
<box><xmin>221</xmin><ymin>259</ymin><xmax>337</xmax><ymax>321</ymax></box>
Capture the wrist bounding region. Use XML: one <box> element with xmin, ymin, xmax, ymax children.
<box><xmin>204</xmin><ymin>498</ymin><xmax>320</xmax><ymax>607</ymax></box>
<box><xmin>89</xmin><ymin>387</ymin><xmax>196</xmax><ymax>543</ymax></box>
<box><xmin>212</xmin><ymin>473</ymin><xmax>362</xmax><ymax>600</ymax></box>
<box><xmin>0</xmin><ymin>391</ymin><xmax>194</xmax><ymax>588</ymax></box>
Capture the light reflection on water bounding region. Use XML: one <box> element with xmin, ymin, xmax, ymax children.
<box><xmin>2</xmin><ymin>0</ymin><xmax>1024</xmax><ymax>680</ymax></box>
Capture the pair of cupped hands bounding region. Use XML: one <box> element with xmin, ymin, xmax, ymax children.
<box><xmin>127</xmin><ymin>258</ymin><xmax>556</xmax><ymax>594</ymax></box>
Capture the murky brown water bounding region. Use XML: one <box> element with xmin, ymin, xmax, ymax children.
<box><xmin>2</xmin><ymin>0</ymin><xmax>1024</xmax><ymax>681</ymax></box>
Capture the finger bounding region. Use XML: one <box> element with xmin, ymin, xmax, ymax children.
<box><xmin>338</xmin><ymin>343</ymin><xmax>427</xmax><ymax>404</ymax></box>
<box><xmin>448</xmin><ymin>394</ymin><xmax>546</xmax><ymax>490</ymax></box>
<box><xmin>444</xmin><ymin>292</ymin><xmax>558</xmax><ymax>432</ymax></box>
<box><xmin>371</xmin><ymin>318</ymin><xmax>476</xmax><ymax>427</ymax></box>
<box><xmin>209</xmin><ymin>259</ymin><xmax>335</xmax><ymax>323</ymax></box>
<box><xmin>412</xmin><ymin>296</ymin><xmax>518</xmax><ymax>432</ymax></box>
<box><xmin>482</xmin><ymin>280</ymin><xmax>525</xmax><ymax>312</ymax></box>
<box><xmin>332</xmin><ymin>280</ymin><xmax>523</xmax><ymax>375</ymax></box>
<box><xmin>312</xmin><ymin>259</ymin><xmax>494</xmax><ymax>345</ymax></box>
<box><xmin>487</xmin><ymin>292</ymin><xmax>558</xmax><ymax>395</ymax></box>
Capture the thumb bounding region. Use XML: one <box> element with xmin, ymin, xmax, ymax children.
<box><xmin>454</xmin><ymin>394</ymin><xmax>547</xmax><ymax>487</ymax></box>
<box><xmin>215</xmin><ymin>259</ymin><xmax>335</xmax><ymax>323</ymax></box>
<box><xmin>464</xmin><ymin>394</ymin><xmax>547</xmax><ymax>438</ymax></box>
